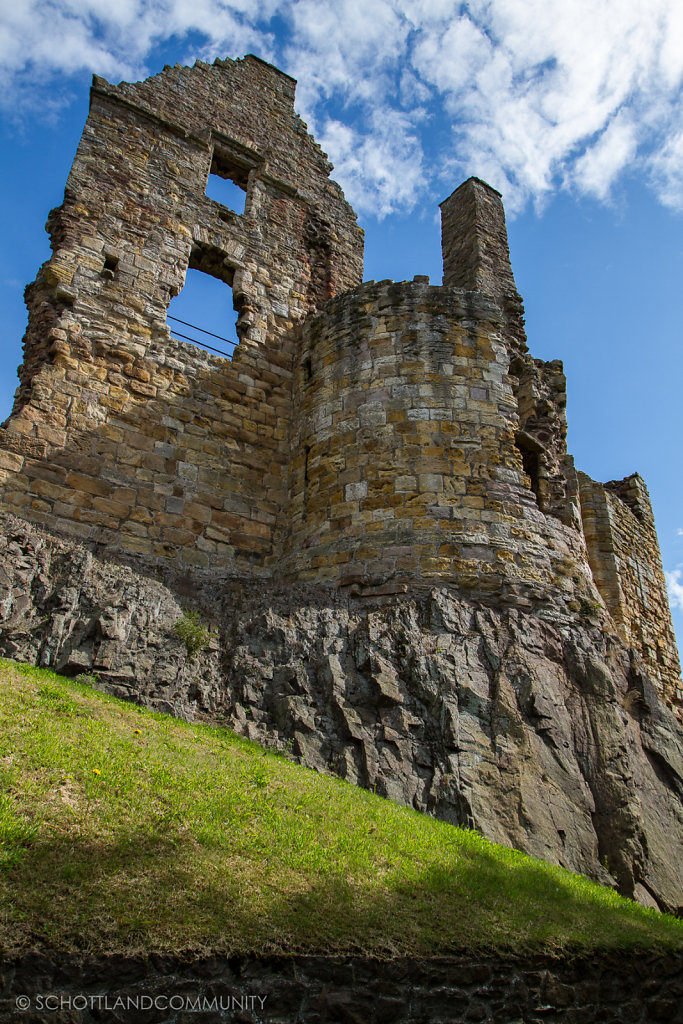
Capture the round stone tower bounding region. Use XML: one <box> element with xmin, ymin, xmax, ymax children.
<box><xmin>281</xmin><ymin>180</ymin><xmax>592</xmax><ymax>613</ymax></box>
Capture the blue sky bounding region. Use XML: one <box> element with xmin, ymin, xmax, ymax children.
<box><xmin>1</xmin><ymin>1</ymin><xmax>682</xmax><ymax>647</ymax></box>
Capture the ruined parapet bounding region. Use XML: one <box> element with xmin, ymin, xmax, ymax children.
<box><xmin>508</xmin><ymin>355</ymin><xmax>581</xmax><ymax>528</ymax></box>
<box><xmin>440</xmin><ymin>177</ymin><xmax>526</xmax><ymax>352</ymax></box>
<box><xmin>579</xmin><ymin>471</ymin><xmax>682</xmax><ymax>710</ymax></box>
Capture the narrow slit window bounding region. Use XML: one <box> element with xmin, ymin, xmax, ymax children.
<box><xmin>167</xmin><ymin>267</ymin><xmax>238</xmax><ymax>359</ymax></box>
<box><xmin>521</xmin><ymin>447</ymin><xmax>541</xmax><ymax>504</ymax></box>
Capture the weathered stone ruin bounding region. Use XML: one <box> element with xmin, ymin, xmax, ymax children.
<box><xmin>0</xmin><ymin>55</ymin><xmax>681</xmax><ymax>913</ymax></box>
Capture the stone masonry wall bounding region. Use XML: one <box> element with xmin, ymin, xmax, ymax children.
<box><xmin>440</xmin><ymin>178</ymin><xmax>526</xmax><ymax>353</ymax></box>
<box><xmin>282</xmin><ymin>276</ymin><xmax>597</xmax><ymax>616</ymax></box>
<box><xmin>2</xmin><ymin>950</ymin><xmax>682</xmax><ymax>1024</ymax></box>
<box><xmin>579</xmin><ymin>471</ymin><xmax>682</xmax><ymax>711</ymax></box>
<box><xmin>0</xmin><ymin>55</ymin><xmax>363</xmax><ymax>572</ymax></box>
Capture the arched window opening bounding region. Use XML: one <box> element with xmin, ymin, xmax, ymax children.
<box><xmin>167</xmin><ymin>263</ymin><xmax>238</xmax><ymax>360</ymax></box>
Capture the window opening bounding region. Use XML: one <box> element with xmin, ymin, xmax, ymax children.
<box><xmin>206</xmin><ymin>175</ymin><xmax>246</xmax><ymax>213</ymax></box>
<box><xmin>167</xmin><ymin>266</ymin><xmax>238</xmax><ymax>359</ymax></box>
<box><xmin>515</xmin><ymin>431</ymin><xmax>542</xmax><ymax>507</ymax></box>
<box><xmin>101</xmin><ymin>253</ymin><xmax>119</xmax><ymax>280</ymax></box>
<box><xmin>206</xmin><ymin>148</ymin><xmax>248</xmax><ymax>214</ymax></box>
<box><xmin>521</xmin><ymin>447</ymin><xmax>541</xmax><ymax>504</ymax></box>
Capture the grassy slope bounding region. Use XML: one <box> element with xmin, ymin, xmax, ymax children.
<box><xmin>1</xmin><ymin>658</ymin><xmax>681</xmax><ymax>958</ymax></box>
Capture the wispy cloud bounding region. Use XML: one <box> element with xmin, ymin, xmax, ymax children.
<box><xmin>573</xmin><ymin>113</ymin><xmax>639</xmax><ymax>202</ymax></box>
<box><xmin>2</xmin><ymin>1</ymin><xmax>683</xmax><ymax>218</ymax></box>
<box><xmin>317</xmin><ymin>110</ymin><xmax>425</xmax><ymax>217</ymax></box>
<box><xmin>0</xmin><ymin>1</ymin><xmax>277</xmax><ymax>98</ymax></box>
<box><xmin>666</xmin><ymin>567</ymin><xmax>683</xmax><ymax>610</ymax></box>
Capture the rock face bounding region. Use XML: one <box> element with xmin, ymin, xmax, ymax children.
<box><xmin>1</xmin><ymin>514</ymin><xmax>681</xmax><ymax>915</ymax></box>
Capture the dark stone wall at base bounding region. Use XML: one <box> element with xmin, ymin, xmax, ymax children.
<box><xmin>1</xmin><ymin>951</ymin><xmax>682</xmax><ymax>1023</ymax></box>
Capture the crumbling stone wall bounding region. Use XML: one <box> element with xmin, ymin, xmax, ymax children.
<box><xmin>509</xmin><ymin>355</ymin><xmax>580</xmax><ymax>526</ymax></box>
<box><xmin>2</xmin><ymin>950</ymin><xmax>683</xmax><ymax>1024</ymax></box>
<box><xmin>579</xmin><ymin>472</ymin><xmax>681</xmax><ymax>708</ymax></box>
<box><xmin>0</xmin><ymin>55</ymin><xmax>363</xmax><ymax>571</ymax></box>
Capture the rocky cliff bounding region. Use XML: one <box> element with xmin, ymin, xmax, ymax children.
<box><xmin>1</xmin><ymin>514</ymin><xmax>681</xmax><ymax>916</ymax></box>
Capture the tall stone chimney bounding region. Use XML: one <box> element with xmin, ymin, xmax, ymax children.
<box><xmin>440</xmin><ymin>177</ymin><xmax>526</xmax><ymax>352</ymax></box>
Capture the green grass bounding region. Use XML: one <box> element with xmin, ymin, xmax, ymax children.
<box><xmin>1</xmin><ymin>658</ymin><xmax>681</xmax><ymax>958</ymax></box>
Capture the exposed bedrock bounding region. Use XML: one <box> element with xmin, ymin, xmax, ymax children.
<box><xmin>0</xmin><ymin>513</ymin><xmax>681</xmax><ymax>915</ymax></box>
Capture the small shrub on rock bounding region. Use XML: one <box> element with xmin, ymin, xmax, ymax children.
<box><xmin>172</xmin><ymin>611</ymin><xmax>210</xmax><ymax>661</ymax></box>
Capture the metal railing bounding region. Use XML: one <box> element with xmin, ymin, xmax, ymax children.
<box><xmin>167</xmin><ymin>315</ymin><xmax>236</xmax><ymax>358</ymax></box>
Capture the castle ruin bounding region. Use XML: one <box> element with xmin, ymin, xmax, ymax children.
<box><xmin>0</xmin><ymin>54</ymin><xmax>679</xmax><ymax>712</ymax></box>
<box><xmin>1</xmin><ymin>55</ymin><xmax>682</xmax><ymax>911</ymax></box>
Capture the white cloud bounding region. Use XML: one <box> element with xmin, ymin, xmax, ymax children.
<box><xmin>0</xmin><ymin>1</ymin><xmax>276</xmax><ymax>88</ymax></box>
<box><xmin>666</xmin><ymin>567</ymin><xmax>683</xmax><ymax>610</ymax></box>
<box><xmin>657</xmin><ymin>1</ymin><xmax>683</xmax><ymax>89</ymax></box>
<box><xmin>284</xmin><ymin>0</ymin><xmax>409</xmax><ymax>111</ymax></box>
<box><xmin>406</xmin><ymin>0</ymin><xmax>683</xmax><ymax>211</ymax></box>
<box><xmin>573</xmin><ymin>113</ymin><xmax>639</xmax><ymax>201</ymax></box>
<box><xmin>412</xmin><ymin>14</ymin><xmax>493</xmax><ymax>96</ymax></box>
<box><xmin>1</xmin><ymin>0</ymin><xmax>683</xmax><ymax>217</ymax></box>
<box><xmin>318</xmin><ymin>110</ymin><xmax>424</xmax><ymax>216</ymax></box>
<box><xmin>648</xmin><ymin>124</ymin><xmax>683</xmax><ymax>211</ymax></box>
